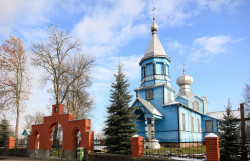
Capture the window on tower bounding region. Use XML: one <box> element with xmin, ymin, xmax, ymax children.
<box><xmin>143</xmin><ymin>65</ymin><xmax>146</xmax><ymax>77</ymax></box>
<box><xmin>146</xmin><ymin>90</ymin><xmax>153</xmax><ymax>100</ymax></box>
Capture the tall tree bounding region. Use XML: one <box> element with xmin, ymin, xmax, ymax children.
<box><xmin>104</xmin><ymin>64</ymin><xmax>137</xmax><ymax>155</ymax></box>
<box><xmin>218</xmin><ymin>98</ymin><xmax>241</xmax><ymax>161</ymax></box>
<box><xmin>31</xmin><ymin>25</ymin><xmax>80</xmax><ymax>104</ymax></box>
<box><xmin>31</xmin><ymin>25</ymin><xmax>94</xmax><ymax>147</ymax></box>
<box><xmin>31</xmin><ymin>25</ymin><xmax>94</xmax><ymax>109</ymax></box>
<box><xmin>0</xmin><ymin>117</ymin><xmax>11</xmax><ymax>147</ymax></box>
<box><xmin>62</xmin><ymin>54</ymin><xmax>94</xmax><ymax>119</ymax></box>
<box><xmin>0</xmin><ymin>35</ymin><xmax>30</xmax><ymax>140</ymax></box>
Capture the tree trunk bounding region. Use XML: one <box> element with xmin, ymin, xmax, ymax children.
<box><xmin>15</xmin><ymin>101</ymin><xmax>20</xmax><ymax>141</ymax></box>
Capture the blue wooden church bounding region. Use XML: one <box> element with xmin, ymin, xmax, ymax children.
<box><xmin>131</xmin><ymin>16</ymin><xmax>218</xmax><ymax>146</ymax></box>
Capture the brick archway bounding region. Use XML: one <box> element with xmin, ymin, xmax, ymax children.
<box><xmin>29</xmin><ymin>104</ymin><xmax>94</xmax><ymax>159</ymax></box>
<box><xmin>34</xmin><ymin>130</ymin><xmax>40</xmax><ymax>150</ymax></box>
<box><xmin>72</xmin><ymin>127</ymin><xmax>81</xmax><ymax>150</ymax></box>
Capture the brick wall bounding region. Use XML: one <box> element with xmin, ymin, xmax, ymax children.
<box><xmin>205</xmin><ymin>133</ymin><xmax>220</xmax><ymax>161</ymax></box>
<box><xmin>131</xmin><ymin>135</ymin><xmax>143</xmax><ymax>158</ymax></box>
<box><xmin>7</xmin><ymin>137</ymin><xmax>15</xmax><ymax>149</ymax></box>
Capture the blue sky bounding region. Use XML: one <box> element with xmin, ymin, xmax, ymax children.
<box><xmin>0</xmin><ymin>0</ymin><xmax>249</xmax><ymax>135</ymax></box>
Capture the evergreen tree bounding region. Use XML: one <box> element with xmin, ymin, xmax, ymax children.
<box><xmin>104</xmin><ymin>64</ymin><xmax>137</xmax><ymax>155</ymax></box>
<box><xmin>218</xmin><ymin>99</ymin><xmax>241</xmax><ymax>161</ymax></box>
<box><xmin>0</xmin><ymin>118</ymin><xmax>11</xmax><ymax>147</ymax></box>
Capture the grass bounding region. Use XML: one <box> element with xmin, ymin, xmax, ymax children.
<box><xmin>144</xmin><ymin>146</ymin><xmax>206</xmax><ymax>156</ymax></box>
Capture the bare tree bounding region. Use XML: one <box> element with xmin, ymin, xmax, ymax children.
<box><xmin>63</xmin><ymin>54</ymin><xmax>94</xmax><ymax>119</ymax></box>
<box><xmin>243</xmin><ymin>83</ymin><xmax>250</xmax><ymax>105</ymax></box>
<box><xmin>31</xmin><ymin>25</ymin><xmax>82</xmax><ymax>104</ymax></box>
<box><xmin>31</xmin><ymin>25</ymin><xmax>95</xmax><ymax>146</ymax></box>
<box><xmin>0</xmin><ymin>35</ymin><xmax>31</xmax><ymax>140</ymax></box>
<box><xmin>23</xmin><ymin>112</ymin><xmax>44</xmax><ymax>130</ymax></box>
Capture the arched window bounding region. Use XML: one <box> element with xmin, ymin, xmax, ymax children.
<box><xmin>193</xmin><ymin>101</ymin><xmax>199</xmax><ymax>111</ymax></box>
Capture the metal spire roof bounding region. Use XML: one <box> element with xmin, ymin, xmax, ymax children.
<box><xmin>139</xmin><ymin>16</ymin><xmax>171</xmax><ymax>65</ymax></box>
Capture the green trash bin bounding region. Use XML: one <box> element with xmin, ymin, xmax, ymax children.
<box><xmin>77</xmin><ymin>147</ymin><xmax>84</xmax><ymax>161</ymax></box>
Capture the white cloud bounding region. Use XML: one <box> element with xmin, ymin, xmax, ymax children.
<box><xmin>147</xmin><ymin>0</ymin><xmax>243</xmax><ymax>27</ymax></box>
<box><xmin>0</xmin><ymin>0</ymin><xmax>53</xmax><ymax>38</ymax></box>
<box><xmin>166</xmin><ymin>40</ymin><xmax>184</xmax><ymax>55</ymax></box>
<box><xmin>197</xmin><ymin>0</ymin><xmax>244</xmax><ymax>12</ymax></box>
<box><xmin>189</xmin><ymin>35</ymin><xmax>233</xmax><ymax>62</ymax></box>
<box><xmin>72</xmin><ymin>0</ymin><xmax>147</xmax><ymax>57</ymax></box>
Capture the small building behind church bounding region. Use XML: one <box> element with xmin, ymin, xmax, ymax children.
<box><xmin>131</xmin><ymin>16</ymin><xmax>219</xmax><ymax>146</ymax></box>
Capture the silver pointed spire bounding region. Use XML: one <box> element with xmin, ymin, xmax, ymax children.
<box><xmin>151</xmin><ymin>7</ymin><xmax>158</xmax><ymax>34</ymax></box>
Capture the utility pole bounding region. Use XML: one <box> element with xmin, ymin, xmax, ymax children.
<box><xmin>240</xmin><ymin>103</ymin><xmax>247</xmax><ymax>160</ymax></box>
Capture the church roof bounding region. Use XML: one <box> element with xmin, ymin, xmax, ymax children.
<box><xmin>134</xmin><ymin>83</ymin><xmax>176</xmax><ymax>93</ymax></box>
<box><xmin>206</xmin><ymin>110</ymin><xmax>241</xmax><ymax>120</ymax></box>
<box><xmin>139</xmin><ymin>18</ymin><xmax>171</xmax><ymax>65</ymax></box>
<box><xmin>132</xmin><ymin>97</ymin><xmax>163</xmax><ymax>117</ymax></box>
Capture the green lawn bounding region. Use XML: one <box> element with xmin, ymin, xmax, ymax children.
<box><xmin>144</xmin><ymin>146</ymin><xmax>206</xmax><ymax>155</ymax></box>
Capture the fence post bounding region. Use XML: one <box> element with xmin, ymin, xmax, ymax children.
<box><xmin>131</xmin><ymin>134</ymin><xmax>143</xmax><ymax>158</ymax></box>
<box><xmin>7</xmin><ymin>137</ymin><xmax>15</xmax><ymax>149</ymax></box>
<box><xmin>205</xmin><ymin>133</ymin><xmax>220</xmax><ymax>161</ymax></box>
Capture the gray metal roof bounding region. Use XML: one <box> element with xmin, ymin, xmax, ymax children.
<box><xmin>132</xmin><ymin>97</ymin><xmax>163</xmax><ymax>117</ymax></box>
<box><xmin>206</xmin><ymin>110</ymin><xmax>241</xmax><ymax>120</ymax></box>
<box><xmin>139</xmin><ymin>18</ymin><xmax>171</xmax><ymax>65</ymax></box>
<box><xmin>144</xmin><ymin>33</ymin><xmax>167</xmax><ymax>58</ymax></box>
<box><xmin>134</xmin><ymin>83</ymin><xmax>176</xmax><ymax>93</ymax></box>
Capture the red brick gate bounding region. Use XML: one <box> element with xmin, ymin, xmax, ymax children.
<box><xmin>29</xmin><ymin>104</ymin><xmax>94</xmax><ymax>160</ymax></box>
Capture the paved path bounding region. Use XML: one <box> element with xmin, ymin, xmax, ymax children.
<box><xmin>0</xmin><ymin>156</ymin><xmax>51</xmax><ymax>161</ymax></box>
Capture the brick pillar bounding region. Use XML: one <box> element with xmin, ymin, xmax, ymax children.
<box><xmin>7</xmin><ymin>137</ymin><xmax>15</xmax><ymax>149</ymax></box>
<box><xmin>131</xmin><ymin>134</ymin><xmax>143</xmax><ymax>158</ymax></box>
<box><xmin>205</xmin><ymin>133</ymin><xmax>220</xmax><ymax>161</ymax></box>
<box><xmin>82</xmin><ymin>131</ymin><xmax>94</xmax><ymax>151</ymax></box>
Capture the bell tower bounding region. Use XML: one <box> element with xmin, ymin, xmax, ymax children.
<box><xmin>139</xmin><ymin>14</ymin><xmax>172</xmax><ymax>88</ymax></box>
<box><xmin>135</xmin><ymin>8</ymin><xmax>175</xmax><ymax>104</ymax></box>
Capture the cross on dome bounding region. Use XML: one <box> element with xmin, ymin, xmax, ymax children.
<box><xmin>152</xmin><ymin>7</ymin><xmax>156</xmax><ymax>20</ymax></box>
<box><xmin>151</xmin><ymin>7</ymin><xmax>158</xmax><ymax>33</ymax></box>
<box><xmin>182</xmin><ymin>63</ymin><xmax>186</xmax><ymax>74</ymax></box>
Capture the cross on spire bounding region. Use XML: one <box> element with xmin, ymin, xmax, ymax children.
<box><xmin>182</xmin><ymin>63</ymin><xmax>186</xmax><ymax>74</ymax></box>
<box><xmin>152</xmin><ymin>7</ymin><xmax>156</xmax><ymax>19</ymax></box>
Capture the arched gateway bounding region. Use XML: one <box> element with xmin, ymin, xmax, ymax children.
<box><xmin>29</xmin><ymin>104</ymin><xmax>94</xmax><ymax>160</ymax></box>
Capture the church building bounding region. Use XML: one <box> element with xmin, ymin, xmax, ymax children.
<box><xmin>131</xmin><ymin>16</ymin><xmax>219</xmax><ymax>145</ymax></box>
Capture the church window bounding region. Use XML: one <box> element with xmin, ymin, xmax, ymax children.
<box><xmin>191</xmin><ymin>116</ymin><xmax>194</xmax><ymax>132</ymax></box>
<box><xmin>153</xmin><ymin>62</ymin><xmax>156</xmax><ymax>75</ymax></box>
<box><xmin>205</xmin><ymin>120</ymin><xmax>213</xmax><ymax>133</ymax></box>
<box><xmin>164</xmin><ymin>63</ymin><xmax>166</xmax><ymax>75</ymax></box>
<box><xmin>182</xmin><ymin>113</ymin><xmax>186</xmax><ymax>131</ymax></box>
<box><xmin>146</xmin><ymin>90</ymin><xmax>153</xmax><ymax>100</ymax></box>
<box><xmin>197</xmin><ymin>118</ymin><xmax>200</xmax><ymax>133</ymax></box>
<box><xmin>193</xmin><ymin>101</ymin><xmax>199</xmax><ymax>111</ymax></box>
<box><xmin>143</xmin><ymin>65</ymin><xmax>146</xmax><ymax>77</ymax></box>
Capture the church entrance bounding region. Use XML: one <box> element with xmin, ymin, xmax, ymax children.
<box><xmin>145</xmin><ymin>117</ymin><xmax>155</xmax><ymax>140</ymax></box>
<box><xmin>50</xmin><ymin>123</ymin><xmax>63</xmax><ymax>158</ymax></box>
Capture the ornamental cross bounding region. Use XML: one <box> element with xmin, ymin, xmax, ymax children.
<box><xmin>182</xmin><ymin>63</ymin><xmax>186</xmax><ymax>74</ymax></box>
<box><xmin>152</xmin><ymin>7</ymin><xmax>156</xmax><ymax>18</ymax></box>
